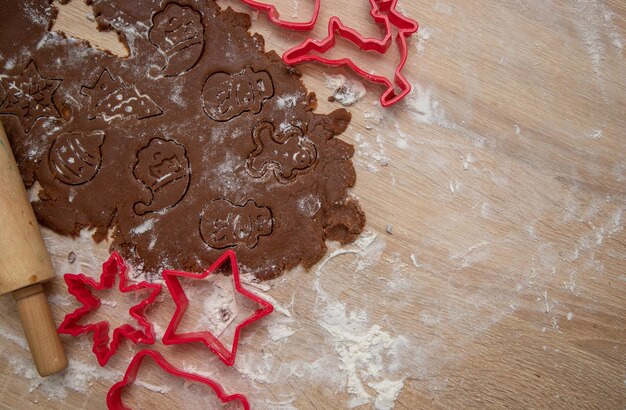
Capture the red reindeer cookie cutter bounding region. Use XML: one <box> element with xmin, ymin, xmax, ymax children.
<box><xmin>240</xmin><ymin>0</ymin><xmax>321</xmax><ymax>30</ymax></box>
<box><xmin>107</xmin><ymin>349</ymin><xmax>250</xmax><ymax>409</ymax></box>
<box><xmin>162</xmin><ymin>250</ymin><xmax>274</xmax><ymax>366</ymax></box>
<box><xmin>58</xmin><ymin>252</ymin><xmax>162</xmax><ymax>366</ymax></box>
<box><xmin>282</xmin><ymin>0</ymin><xmax>418</xmax><ymax>107</ymax></box>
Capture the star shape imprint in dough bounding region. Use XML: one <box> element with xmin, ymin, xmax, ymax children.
<box><xmin>162</xmin><ymin>250</ymin><xmax>274</xmax><ymax>366</ymax></box>
<box><xmin>0</xmin><ymin>60</ymin><xmax>61</xmax><ymax>132</ymax></box>
<box><xmin>58</xmin><ymin>252</ymin><xmax>162</xmax><ymax>366</ymax></box>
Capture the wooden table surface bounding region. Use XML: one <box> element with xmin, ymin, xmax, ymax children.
<box><xmin>1</xmin><ymin>0</ymin><xmax>624</xmax><ymax>408</ymax></box>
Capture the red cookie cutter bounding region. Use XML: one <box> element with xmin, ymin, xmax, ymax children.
<box><xmin>58</xmin><ymin>252</ymin><xmax>162</xmax><ymax>366</ymax></box>
<box><xmin>162</xmin><ymin>250</ymin><xmax>274</xmax><ymax>366</ymax></box>
<box><xmin>239</xmin><ymin>0</ymin><xmax>321</xmax><ymax>30</ymax></box>
<box><xmin>107</xmin><ymin>349</ymin><xmax>250</xmax><ymax>409</ymax></box>
<box><xmin>282</xmin><ymin>0</ymin><xmax>419</xmax><ymax>107</ymax></box>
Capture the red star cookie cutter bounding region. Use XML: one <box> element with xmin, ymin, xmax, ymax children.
<box><xmin>58</xmin><ymin>252</ymin><xmax>162</xmax><ymax>366</ymax></box>
<box><xmin>107</xmin><ymin>349</ymin><xmax>250</xmax><ymax>410</ymax></box>
<box><xmin>240</xmin><ymin>0</ymin><xmax>321</xmax><ymax>30</ymax></box>
<box><xmin>282</xmin><ymin>0</ymin><xmax>419</xmax><ymax>107</ymax></box>
<box><xmin>162</xmin><ymin>250</ymin><xmax>274</xmax><ymax>366</ymax></box>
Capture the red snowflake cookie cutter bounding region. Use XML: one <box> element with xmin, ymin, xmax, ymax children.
<box><xmin>107</xmin><ymin>349</ymin><xmax>250</xmax><ymax>410</ymax></box>
<box><xmin>162</xmin><ymin>250</ymin><xmax>274</xmax><ymax>366</ymax></box>
<box><xmin>58</xmin><ymin>252</ymin><xmax>162</xmax><ymax>366</ymax></box>
<box><xmin>239</xmin><ymin>0</ymin><xmax>321</xmax><ymax>30</ymax></box>
<box><xmin>282</xmin><ymin>0</ymin><xmax>419</xmax><ymax>107</ymax></box>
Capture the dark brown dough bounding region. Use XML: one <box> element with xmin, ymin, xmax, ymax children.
<box><xmin>0</xmin><ymin>0</ymin><xmax>365</xmax><ymax>280</ymax></box>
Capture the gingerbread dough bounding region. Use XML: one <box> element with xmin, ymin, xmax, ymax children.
<box><xmin>0</xmin><ymin>0</ymin><xmax>364</xmax><ymax>279</ymax></box>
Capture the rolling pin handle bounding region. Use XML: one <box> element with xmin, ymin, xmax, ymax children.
<box><xmin>13</xmin><ymin>284</ymin><xmax>68</xmax><ymax>377</ymax></box>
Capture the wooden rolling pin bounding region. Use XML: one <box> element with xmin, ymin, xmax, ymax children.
<box><xmin>0</xmin><ymin>121</ymin><xmax>68</xmax><ymax>376</ymax></box>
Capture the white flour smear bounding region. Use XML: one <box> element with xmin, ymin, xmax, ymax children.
<box><xmin>224</xmin><ymin>232</ymin><xmax>412</xmax><ymax>409</ymax></box>
<box><xmin>0</xmin><ymin>324</ymin><xmax>122</xmax><ymax>401</ymax></box>
<box><xmin>307</xmin><ymin>233</ymin><xmax>410</xmax><ymax>409</ymax></box>
<box><xmin>324</xmin><ymin>74</ymin><xmax>367</xmax><ymax>106</ymax></box>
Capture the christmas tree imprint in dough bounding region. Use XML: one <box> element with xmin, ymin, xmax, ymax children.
<box><xmin>246</xmin><ymin>122</ymin><xmax>318</xmax><ymax>183</ymax></box>
<box><xmin>202</xmin><ymin>67</ymin><xmax>274</xmax><ymax>122</ymax></box>
<box><xmin>80</xmin><ymin>69</ymin><xmax>162</xmax><ymax>122</ymax></box>
<box><xmin>200</xmin><ymin>199</ymin><xmax>273</xmax><ymax>249</ymax></box>
<box><xmin>133</xmin><ymin>138</ymin><xmax>191</xmax><ymax>215</ymax></box>
<box><xmin>48</xmin><ymin>130</ymin><xmax>105</xmax><ymax>185</ymax></box>
<box><xmin>0</xmin><ymin>60</ymin><xmax>61</xmax><ymax>132</ymax></box>
<box><xmin>149</xmin><ymin>3</ymin><xmax>205</xmax><ymax>77</ymax></box>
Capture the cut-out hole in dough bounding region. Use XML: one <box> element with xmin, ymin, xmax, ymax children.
<box><xmin>51</xmin><ymin>0</ymin><xmax>129</xmax><ymax>57</ymax></box>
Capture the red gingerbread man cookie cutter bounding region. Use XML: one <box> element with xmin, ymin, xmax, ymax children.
<box><xmin>58</xmin><ymin>252</ymin><xmax>162</xmax><ymax>366</ymax></box>
<box><xmin>107</xmin><ymin>349</ymin><xmax>250</xmax><ymax>409</ymax></box>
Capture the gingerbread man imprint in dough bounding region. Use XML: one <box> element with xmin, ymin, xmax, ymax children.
<box><xmin>202</xmin><ymin>67</ymin><xmax>274</xmax><ymax>122</ymax></box>
<box><xmin>246</xmin><ymin>122</ymin><xmax>318</xmax><ymax>183</ymax></box>
<box><xmin>199</xmin><ymin>198</ymin><xmax>273</xmax><ymax>249</ymax></box>
<box><xmin>149</xmin><ymin>3</ymin><xmax>205</xmax><ymax>77</ymax></box>
<box><xmin>133</xmin><ymin>138</ymin><xmax>191</xmax><ymax>215</ymax></box>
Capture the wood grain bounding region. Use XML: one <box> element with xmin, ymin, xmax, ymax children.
<box><xmin>0</xmin><ymin>0</ymin><xmax>624</xmax><ymax>409</ymax></box>
<box><xmin>13</xmin><ymin>284</ymin><xmax>68</xmax><ymax>377</ymax></box>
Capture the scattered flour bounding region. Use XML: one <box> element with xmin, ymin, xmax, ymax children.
<box><xmin>23</xmin><ymin>1</ymin><xmax>51</xmax><ymax>26</ymax></box>
<box><xmin>405</xmin><ymin>83</ymin><xmax>445</xmax><ymax>125</ymax></box>
<box><xmin>572</xmin><ymin>1</ymin><xmax>605</xmax><ymax>69</ymax></box>
<box><xmin>4</xmin><ymin>58</ymin><xmax>16</xmax><ymax>70</ymax></box>
<box><xmin>588</xmin><ymin>129</ymin><xmax>603</xmax><ymax>140</ymax></box>
<box><xmin>364</xmin><ymin>108</ymin><xmax>385</xmax><ymax>130</ymax></box>
<box><xmin>297</xmin><ymin>194</ymin><xmax>322</xmax><ymax>217</ymax></box>
<box><xmin>353</xmin><ymin>133</ymin><xmax>390</xmax><ymax>173</ymax></box>
<box><xmin>267</xmin><ymin>321</ymin><xmax>296</xmax><ymax>342</ymax></box>
<box><xmin>316</xmin><ymin>301</ymin><xmax>405</xmax><ymax>409</ymax></box>
<box><xmin>415</xmin><ymin>26</ymin><xmax>432</xmax><ymax>54</ymax></box>
<box><xmin>41</xmin><ymin>227</ymin><xmax>112</xmax><ymax>280</ymax></box>
<box><xmin>240</xmin><ymin>273</ymin><xmax>273</xmax><ymax>292</ymax></box>
<box><xmin>276</xmin><ymin>93</ymin><xmax>300</xmax><ymax>109</ymax></box>
<box><xmin>449</xmin><ymin>180</ymin><xmax>461</xmax><ymax>194</ymax></box>
<box><xmin>227</xmin><ymin>230</ymin><xmax>405</xmax><ymax>408</ymax></box>
<box><xmin>131</xmin><ymin>218</ymin><xmax>155</xmax><ymax>235</ymax></box>
<box><xmin>324</xmin><ymin>74</ymin><xmax>367</xmax><ymax>106</ymax></box>
<box><xmin>27</xmin><ymin>181</ymin><xmax>44</xmax><ymax>202</ymax></box>
<box><xmin>394</xmin><ymin>127</ymin><xmax>409</xmax><ymax>150</ymax></box>
<box><xmin>310</xmin><ymin>232</ymin><xmax>406</xmax><ymax>409</ymax></box>
<box><xmin>434</xmin><ymin>2</ymin><xmax>453</xmax><ymax>15</ymax></box>
<box><xmin>2</xmin><ymin>330</ymin><xmax>29</xmax><ymax>350</ymax></box>
<box><xmin>290</xmin><ymin>0</ymin><xmax>301</xmax><ymax>19</ymax></box>
<box><xmin>0</xmin><ymin>325</ymin><xmax>122</xmax><ymax>401</ymax></box>
<box><xmin>100</xmin><ymin>299</ymin><xmax>118</xmax><ymax>308</ymax></box>
<box><xmin>410</xmin><ymin>254</ymin><xmax>419</xmax><ymax>268</ymax></box>
<box><xmin>134</xmin><ymin>380</ymin><xmax>172</xmax><ymax>395</ymax></box>
<box><xmin>571</xmin><ymin>0</ymin><xmax>624</xmax><ymax>101</ymax></box>
<box><xmin>169</xmin><ymin>83</ymin><xmax>186</xmax><ymax>107</ymax></box>
<box><xmin>368</xmin><ymin>379</ymin><xmax>406</xmax><ymax>410</ymax></box>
